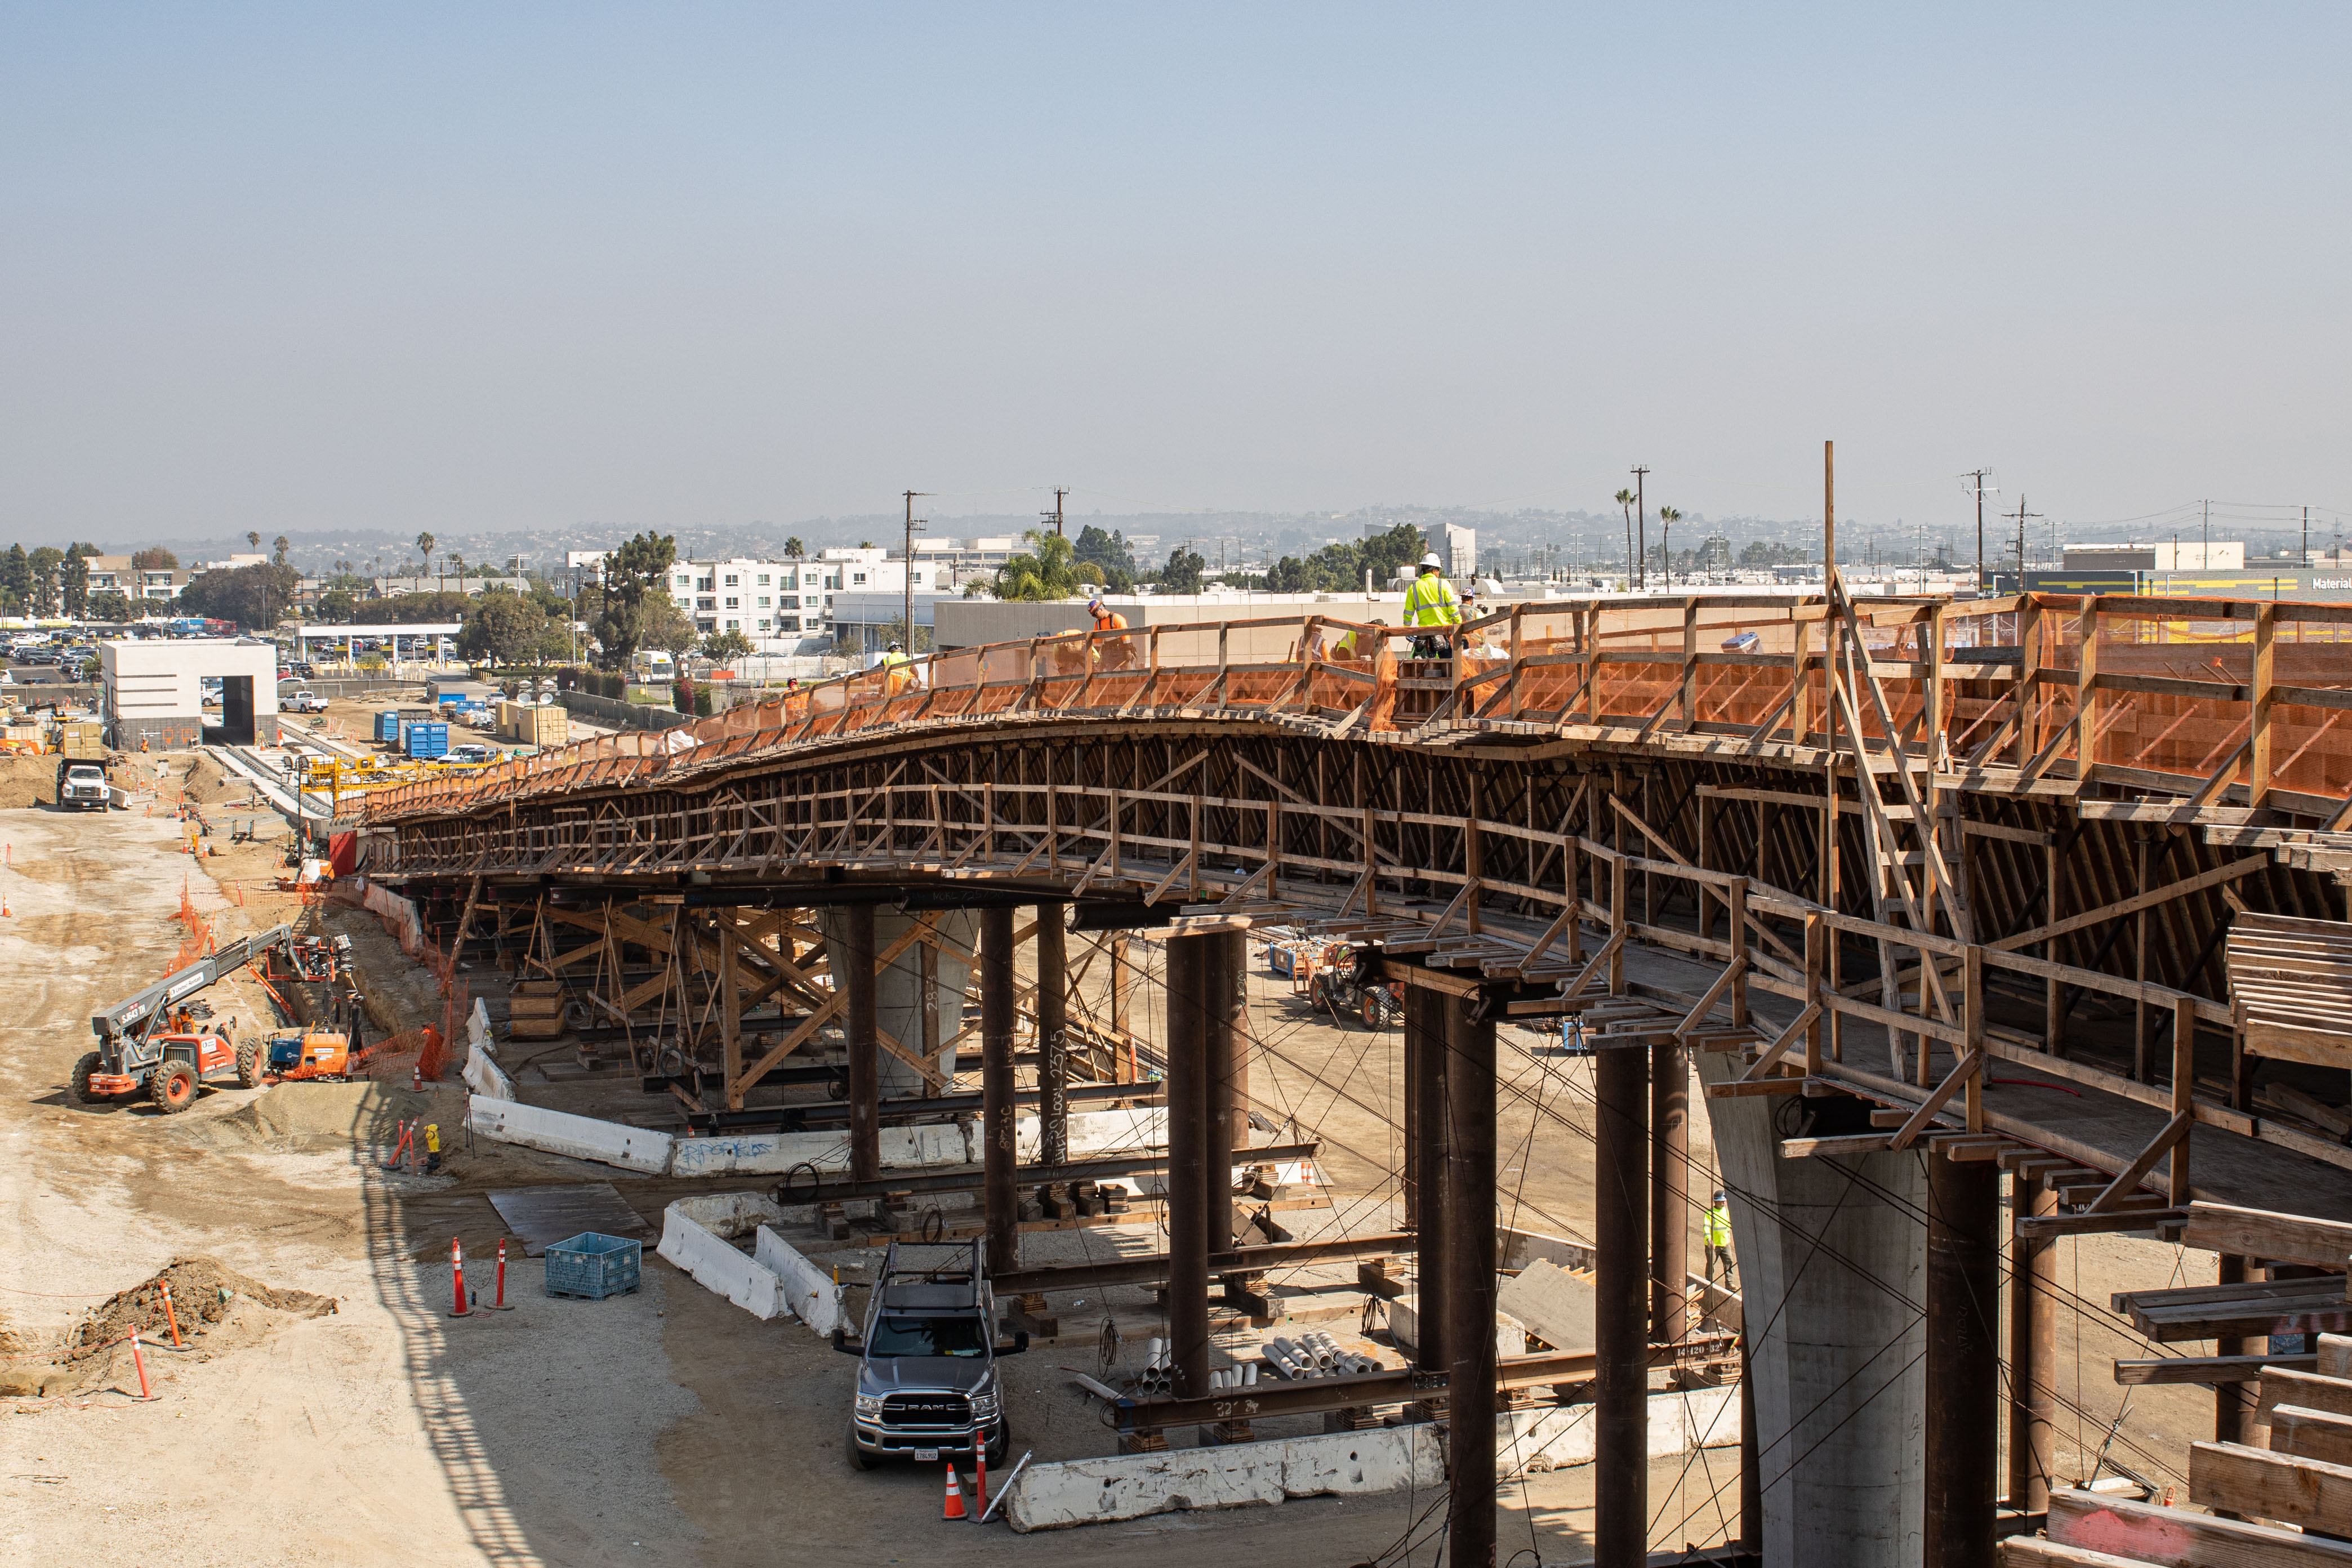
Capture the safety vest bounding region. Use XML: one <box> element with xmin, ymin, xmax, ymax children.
<box><xmin>1404</xmin><ymin>573</ymin><xmax>1462</xmax><ymax>627</ymax></box>
<box><xmin>880</xmin><ymin>650</ymin><xmax>908</xmax><ymax>666</ymax></box>
<box><xmin>1091</xmin><ymin>609</ymin><xmax>1129</xmax><ymax>633</ymax></box>
<box><xmin>1705</xmin><ymin>1204</ymin><xmax>1732</xmax><ymax>1248</ymax></box>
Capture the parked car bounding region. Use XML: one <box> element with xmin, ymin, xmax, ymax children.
<box><xmin>286</xmin><ymin>689</ymin><xmax>329</xmax><ymax>714</ymax></box>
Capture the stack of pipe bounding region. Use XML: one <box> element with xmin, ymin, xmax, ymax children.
<box><xmin>1133</xmin><ymin>1337</ymin><xmax>1174</xmax><ymax>1396</ymax></box>
<box><xmin>1204</xmin><ymin>1364</ymin><xmax>1260</xmax><ymax>1391</ymax></box>
<box><xmin>1263</xmin><ymin>1332</ymin><xmax>1376</xmax><ymax>1379</ymax></box>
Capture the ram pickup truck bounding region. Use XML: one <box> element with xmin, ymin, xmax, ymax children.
<box><xmin>836</xmin><ymin>1240</ymin><xmax>1025</xmax><ymax>1469</ymax></box>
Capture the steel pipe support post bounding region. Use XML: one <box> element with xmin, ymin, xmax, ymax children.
<box><xmin>1652</xmin><ymin>1040</ymin><xmax>1690</xmax><ymax>1344</ymax></box>
<box><xmin>845</xmin><ymin>903</ymin><xmax>880</xmax><ymax>1183</ymax></box>
<box><xmin>1924</xmin><ymin>1151</ymin><xmax>1999</xmax><ymax>1568</ymax></box>
<box><xmin>981</xmin><ymin>907</ymin><xmax>1018</xmax><ymax>1273</ymax></box>
<box><xmin>1204</xmin><ymin>928</ymin><xmax>1244</xmax><ymax>1249</ymax></box>
<box><xmin>1444</xmin><ymin>994</ymin><xmax>1498</xmax><ymax>1568</ymax></box>
<box><xmin>1594</xmin><ymin>1040</ymin><xmax>1650</xmax><ymax>1566</ymax></box>
<box><xmin>1404</xmin><ymin>982</ymin><xmax>1448</xmax><ymax>1373</ymax></box>
<box><xmin>1037</xmin><ymin>905</ymin><xmax>1068</xmax><ymax>1169</ymax></box>
<box><xmin>1164</xmin><ymin>933</ymin><xmax>1213</xmax><ymax>1400</ymax></box>
<box><xmin>2007</xmin><ymin>1178</ymin><xmax>2055</xmax><ymax>1515</ymax></box>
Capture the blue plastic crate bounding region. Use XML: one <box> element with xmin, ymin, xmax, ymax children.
<box><xmin>544</xmin><ymin>1232</ymin><xmax>642</xmax><ymax>1300</ymax></box>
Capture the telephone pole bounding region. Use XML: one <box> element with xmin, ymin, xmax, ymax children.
<box><xmin>1632</xmin><ymin>466</ymin><xmax>1650</xmax><ymax>590</ymax></box>
<box><xmin>2012</xmin><ymin>495</ymin><xmax>2042</xmax><ymax>587</ymax></box>
<box><xmin>1963</xmin><ymin>468</ymin><xmax>1993</xmax><ymax>593</ymax></box>
<box><xmin>2202</xmin><ymin>498</ymin><xmax>2210</xmax><ymax>569</ymax></box>
<box><xmin>902</xmin><ymin>490</ymin><xmax>928</xmax><ymax>656</ymax></box>
<box><xmin>1043</xmin><ymin>487</ymin><xmax>1067</xmax><ymax>540</ymax></box>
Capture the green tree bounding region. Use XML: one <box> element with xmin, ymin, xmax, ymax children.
<box><xmin>317</xmin><ymin>587</ymin><xmax>359</xmax><ymax>623</ymax></box>
<box><xmin>26</xmin><ymin>547</ymin><xmax>63</xmax><ymax>615</ymax></box>
<box><xmin>131</xmin><ymin>546</ymin><xmax>177</xmax><ymax>570</ymax></box>
<box><xmin>990</xmin><ymin>531</ymin><xmax>1085</xmax><ymax>602</ymax></box>
<box><xmin>372</xmin><ymin>589</ymin><xmax>474</xmax><ymax>623</ymax></box>
<box><xmin>589</xmin><ymin>531</ymin><xmax>679</xmax><ymax>671</ymax></box>
<box><xmin>177</xmin><ymin>562</ymin><xmax>299</xmax><ymax>631</ymax></box>
<box><xmin>457</xmin><ymin>588</ymin><xmax>549</xmax><ymax>667</ymax></box>
<box><xmin>272</xmin><ymin>534</ymin><xmax>291</xmax><ymax>568</ymax></box>
<box><xmin>60</xmin><ymin>542</ymin><xmax>100</xmax><ymax>616</ymax></box>
<box><xmin>246</xmin><ymin>531</ymin><xmax>261</xmax><ymax>552</ymax></box>
<box><xmin>701</xmin><ymin>628</ymin><xmax>755</xmax><ymax>664</ymax></box>
<box><xmin>415</xmin><ymin>531</ymin><xmax>435</xmax><ymax>566</ymax></box>
<box><xmin>638</xmin><ymin>593</ymin><xmax>700</xmax><ymax>666</ymax></box>
<box><xmin>1155</xmin><ymin>546</ymin><xmax>1206</xmax><ymax>595</ymax></box>
<box><xmin>1072</xmin><ymin>525</ymin><xmax>1135</xmax><ymax>590</ymax></box>
<box><xmin>86</xmin><ymin>589</ymin><xmax>134</xmax><ymax>622</ymax></box>
<box><xmin>1656</xmin><ymin>506</ymin><xmax>1681</xmax><ymax>585</ymax></box>
<box><xmin>2</xmin><ymin>544</ymin><xmax>33</xmax><ymax>603</ymax></box>
<box><xmin>782</xmin><ymin>535</ymin><xmax>805</xmax><ymax>558</ymax></box>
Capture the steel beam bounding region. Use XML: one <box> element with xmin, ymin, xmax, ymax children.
<box><xmin>774</xmin><ymin>1142</ymin><xmax>1321</xmax><ymax>1208</ymax></box>
<box><xmin>1594</xmin><ymin>1036</ymin><xmax>1649</xmax><ymax>1566</ymax></box>
<box><xmin>990</xmin><ymin>1228</ymin><xmax>1411</xmax><ymax>1298</ymax></box>
<box><xmin>844</xmin><ymin>903</ymin><xmax>879</xmax><ymax>1182</ymax></box>
<box><xmin>981</xmin><ymin>906</ymin><xmax>1018</xmax><ymax>1273</ymax></box>
<box><xmin>1205</xmin><ymin>928</ymin><xmax>1243</xmax><ymax>1249</ymax></box>
<box><xmin>1925</xmin><ymin>1151</ymin><xmax>1999</xmax><ymax>1568</ymax></box>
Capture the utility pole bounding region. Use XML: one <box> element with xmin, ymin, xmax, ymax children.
<box><xmin>2011</xmin><ymin>495</ymin><xmax>2041</xmax><ymax>587</ymax></box>
<box><xmin>2202</xmin><ymin>498</ymin><xmax>2210</xmax><ymax>571</ymax></box>
<box><xmin>1964</xmin><ymin>469</ymin><xmax>1992</xmax><ymax>592</ymax></box>
<box><xmin>2302</xmin><ymin>505</ymin><xmax>2309</xmax><ymax>570</ymax></box>
<box><xmin>1632</xmin><ymin>466</ymin><xmax>1650</xmax><ymax>590</ymax></box>
<box><xmin>1042</xmin><ymin>487</ymin><xmax>1067</xmax><ymax>540</ymax></box>
<box><xmin>902</xmin><ymin>491</ymin><xmax>928</xmax><ymax>656</ymax></box>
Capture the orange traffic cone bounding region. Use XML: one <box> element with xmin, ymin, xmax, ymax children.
<box><xmin>941</xmin><ymin>1464</ymin><xmax>967</xmax><ymax>1521</ymax></box>
<box><xmin>2</xmin><ymin>896</ymin><xmax>12</xmax><ymax>917</ymax></box>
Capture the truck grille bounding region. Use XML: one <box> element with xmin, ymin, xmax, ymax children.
<box><xmin>880</xmin><ymin>1393</ymin><xmax>970</xmax><ymax>1428</ymax></box>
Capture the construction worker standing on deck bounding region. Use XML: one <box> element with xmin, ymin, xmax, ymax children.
<box><xmin>1404</xmin><ymin>551</ymin><xmax>1461</xmax><ymax>658</ymax></box>
<box><xmin>1086</xmin><ymin>598</ymin><xmax>1137</xmax><ymax>670</ymax></box>
<box><xmin>1705</xmin><ymin>1190</ymin><xmax>1735</xmax><ymax>1288</ymax></box>
<box><xmin>879</xmin><ymin>640</ymin><xmax>914</xmax><ymax>697</ymax></box>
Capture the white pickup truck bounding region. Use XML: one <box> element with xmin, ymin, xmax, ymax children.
<box><xmin>284</xmin><ymin>688</ymin><xmax>330</xmax><ymax>714</ymax></box>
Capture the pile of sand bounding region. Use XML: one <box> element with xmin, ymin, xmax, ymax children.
<box><xmin>3</xmin><ymin>1256</ymin><xmax>337</xmax><ymax>1400</ymax></box>
<box><xmin>193</xmin><ymin>1080</ymin><xmax>431</xmax><ymax>1153</ymax></box>
<box><xmin>0</xmin><ymin>754</ymin><xmax>59</xmax><ymax>809</ymax></box>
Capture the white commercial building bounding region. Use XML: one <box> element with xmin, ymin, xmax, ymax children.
<box><xmin>103</xmin><ymin>638</ymin><xmax>280</xmax><ymax>749</ymax></box>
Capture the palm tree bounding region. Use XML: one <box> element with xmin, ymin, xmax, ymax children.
<box><xmin>1656</xmin><ymin>507</ymin><xmax>1681</xmax><ymax>586</ymax></box>
<box><xmin>246</xmin><ymin>531</ymin><xmax>261</xmax><ymax>551</ymax></box>
<box><xmin>416</xmin><ymin>532</ymin><xmax>436</xmax><ymax>591</ymax></box>
<box><xmin>1614</xmin><ymin>490</ymin><xmax>1636</xmax><ymax>589</ymax></box>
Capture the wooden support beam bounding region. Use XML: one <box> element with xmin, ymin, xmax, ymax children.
<box><xmin>2189</xmin><ymin>1440</ymin><xmax>2352</xmax><ymax>1537</ymax></box>
<box><xmin>2048</xmin><ymin>1484</ymin><xmax>2352</xmax><ymax>1567</ymax></box>
<box><xmin>1992</xmin><ymin>854</ymin><xmax>2271</xmax><ymax>952</ymax></box>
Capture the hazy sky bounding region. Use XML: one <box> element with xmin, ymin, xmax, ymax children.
<box><xmin>5</xmin><ymin>5</ymin><xmax>2347</xmax><ymax>543</ymax></box>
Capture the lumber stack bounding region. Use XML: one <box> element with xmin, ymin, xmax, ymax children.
<box><xmin>2228</xmin><ymin>912</ymin><xmax>2352</xmax><ymax>1070</ymax></box>
<box><xmin>2004</xmin><ymin>1337</ymin><xmax>2352</xmax><ymax>1563</ymax></box>
<box><xmin>506</xmin><ymin>980</ymin><xmax>568</xmax><ymax>1040</ymax></box>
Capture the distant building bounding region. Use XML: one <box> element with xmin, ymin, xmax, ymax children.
<box><xmin>85</xmin><ymin>556</ymin><xmax>188</xmax><ymax>602</ymax></box>
<box><xmin>371</xmin><ymin>574</ymin><xmax>532</xmax><ymax>599</ymax></box>
<box><xmin>2062</xmin><ymin>541</ymin><xmax>2244</xmax><ymax>572</ymax></box>
<box><xmin>1365</xmin><ymin>522</ymin><xmax>1476</xmax><ymax>578</ymax></box>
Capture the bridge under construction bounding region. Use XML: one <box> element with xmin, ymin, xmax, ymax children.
<box><xmin>349</xmin><ymin>473</ymin><xmax>2352</xmax><ymax>1568</ymax></box>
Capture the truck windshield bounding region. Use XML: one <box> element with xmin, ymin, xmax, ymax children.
<box><xmin>867</xmin><ymin>1316</ymin><xmax>988</xmax><ymax>1358</ymax></box>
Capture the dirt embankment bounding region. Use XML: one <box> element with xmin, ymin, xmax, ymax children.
<box><xmin>3</xmin><ymin>1255</ymin><xmax>338</xmax><ymax>1400</ymax></box>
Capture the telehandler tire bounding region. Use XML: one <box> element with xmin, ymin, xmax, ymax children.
<box><xmin>149</xmin><ymin>1061</ymin><xmax>197</xmax><ymax>1113</ymax></box>
<box><xmin>235</xmin><ymin>1042</ymin><xmax>263</xmax><ymax>1089</ymax></box>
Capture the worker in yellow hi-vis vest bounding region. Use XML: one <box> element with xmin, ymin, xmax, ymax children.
<box><xmin>1705</xmin><ymin>1190</ymin><xmax>1735</xmax><ymax>1288</ymax></box>
<box><xmin>1403</xmin><ymin>552</ymin><xmax>1460</xmax><ymax>658</ymax></box>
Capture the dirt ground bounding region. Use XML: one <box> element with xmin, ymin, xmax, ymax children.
<box><xmin>0</xmin><ymin>767</ymin><xmax>2224</xmax><ymax>1565</ymax></box>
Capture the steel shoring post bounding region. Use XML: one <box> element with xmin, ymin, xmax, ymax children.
<box><xmin>845</xmin><ymin>903</ymin><xmax>880</xmax><ymax>1182</ymax></box>
<box><xmin>1444</xmin><ymin>994</ymin><xmax>1498</xmax><ymax>1568</ymax></box>
<box><xmin>1165</xmin><ymin>934</ymin><xmax>1213</xmax><ymax>1404</ymax></box>
<box><xmin>1204</xmin><ymin>929</ymin><xmax>1242</xmax><ymax>1251</ymax></box>
<box><xmin>1651</xmin><ymin>1037</ymin><xmax>1690</xmax><ymax>1346</ymax></box>
<box><xmin>2008</xmin><ymin>1177</ymin><xmax>2056</xmax><ymax>1515</ymax></box>
<box><xmin>1404</xmin><ymin>983</ymin><xmax>1448</xmax><ymax>1378</ymax></box>
<box><xmin>1037</xmin><ymin>906</ymin><xmax>1068</xmax><ymax>1168</ymax></box>
<box><xmin>1738</xmin><ymin>1327</ymin><xmax>1760</xmax><ymax>1554</ymax></box>
<box><xmin>1594</xmin><ymin>1040</ymin><xmax>1649</xmax><ymax>1567</ymax></box>
<box><xmin>982</xmin><ymin>907</ymin><xmax>1018</xmax><ymax>1273</ymax></box>
<box><xmin>1925</xmin><ymin>1151</ymin><xmax>2000</xmax><ymax>1568</ymax></box>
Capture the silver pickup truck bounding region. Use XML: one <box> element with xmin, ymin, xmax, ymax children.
<box><xmin>836</xmin><ymin>1240</ymin><xmax>1026</xmax><ymax>1470</ymax></box>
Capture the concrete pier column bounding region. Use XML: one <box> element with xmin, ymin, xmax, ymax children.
<box><xmin>1403</xmin><ymin>983</ymin><xmax>1447</xmax><ymax>1372</ymax></box>
<box><xmin>842</xmin><ymin>904</ymin><xmax>879</xmax><ymax>1182</ymax></box>
<box><xmin>1695</xmin><ymin>1049</ymin><xmax>1927</xmax><ymax>1568</ymax></box>
<box><xmin>981</xmin><ymin>907</ymin><xmax>1018</xmax><ymax>1273</ymax></box>
<box><xmin>1594</xmin><ymin>1040</ymin><xmax>1650</xmax><ymax>1568</ymax></box>
<box><xmin>1036</xmin><ymin>906</ymin><xmax>1068</xmax><ymax>1168</ymax></box>
<box><xmin>819</xmin><ymin>905</ymin><xmax>976</xmax><ymax>1098</ymax></box>
<box><xmin>1444</xmin><ymin>995</ymin><xmax>1499</xmax><ymax>1568</ymax></box>
<box><xmin>1165</xmin><ymin>933</ymin><xmax>1212</xmax><ymax>1398</ymax></box>
<box><xmin>1924</xmin><ymin>1153</ymin><xmax>1999</xmax><ymax>1568</ymax></box>
<box><xmin>1652</xmin><ymin>1039</ymin><xmax>1690</xmax><ymax>1343</ymax></box>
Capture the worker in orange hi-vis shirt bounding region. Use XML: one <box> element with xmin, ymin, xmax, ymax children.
<box><xmin>1086</xmin><ymin>599</ymin><xmax>1137</xmax><ymax>670</ymax></box>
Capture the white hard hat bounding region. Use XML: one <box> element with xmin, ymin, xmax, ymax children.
<box><xmin>1419</xmin><ymin>552</ymin><xmax>1441</xmax><ymax>570</ymax></box>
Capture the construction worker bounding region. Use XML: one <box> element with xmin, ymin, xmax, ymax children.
<box><xmin>1333</xmin><ymin>618</ymin><xmax>1389</xmax><ymax>661</ymax></box>
<box><xmin>1705</xmin><ymin>1190</ymin><xmax>1735</xmax><ymax>1288</ymax></box>
<box><xmin>1086</xmin><ymin>599</ymin><xmax>1137</xmax><ymax>671</ymax></box>
<box><xmin>879</xmin><ymin>640</ymin><xmax>914</xmax><ymax>697</ymax></box>
<box><xmin>1404</xmin><ymin>552</ymin><xmax>1461</xmax><ymax>658</ymax></box>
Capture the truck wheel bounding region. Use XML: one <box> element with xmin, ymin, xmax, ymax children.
<box><xmin>1360</xmin><ymin>991</ymin><xmax>1382</xmax><ymax>1030</ymax></box>
<box><xmin>844</xmin><ymin>1427</ymin><xmax>877</xmax><ymax>1471</ymax></box>
<box><xmin>71</xmin><ymin>1051</ymin><xmax>107</xmax><ymax>1104</ymax></box>
<box><xmin>986</xmin><ymin>1425</ymin><xmax>1009</xmax><ymax>1468</ymax></box>
<box><xmin>235</xmin><ymin>1042</ymin><xmax>262</xmax><ymax>1089</ymax></box>
<box><xmin>149</xmin><ymin>1061</ymin><xmax>197</xmax><ymax>1113</ymax></box>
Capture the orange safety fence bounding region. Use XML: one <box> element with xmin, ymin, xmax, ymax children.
<box><xmin>351</xmin><ymin>591</ymin><xmax>2352</xmax><ymax>826</ymax></box>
